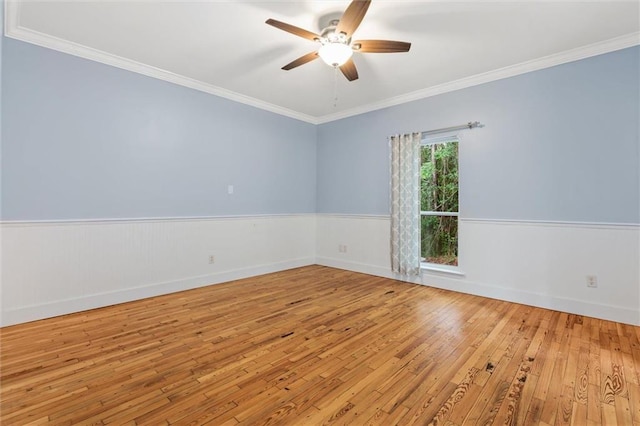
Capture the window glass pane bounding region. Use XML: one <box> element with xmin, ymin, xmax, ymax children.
<box><xmin>420</xmin><ymin>142</ymin><xmax>458</xmax><ymax>213</ymax></box>
<box><xmin>421</xmin><ymin>215</ymin><xmax>458</xmax><ymax>266</ymax></box>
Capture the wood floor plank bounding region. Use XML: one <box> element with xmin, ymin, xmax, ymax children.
<box><xmin>1</xmin><ymin>265</ymin><xmax>639</xmax><ymax>425</ymax></box>
<box><xmin>628</xmin><ymin>382</ymin><xmax>640</xmax><ymax>424</ymax></box>
<box><xmin>587</xmin><ymin>383</ymin><xmax>603</xmax><ymax>424</ymax></box>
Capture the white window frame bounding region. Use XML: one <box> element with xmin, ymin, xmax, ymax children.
<box><xmin>420</xmin><ymin>132</ymin><xmax>464</xmax><ymax>275</ymax></box>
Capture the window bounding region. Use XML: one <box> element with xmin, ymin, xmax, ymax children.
<box><xmin>420</xmin><ymin>134</ymin><xmax>459</xmax><ymax>267</ymax></box>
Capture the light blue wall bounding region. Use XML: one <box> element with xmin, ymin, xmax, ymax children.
<box><xmin>1</xmin><ymin>38</ymin><xmax>317</xmax><ymax>220</ymax></box>
<box><xmin>2</xmin><ymin>33</ymin><xmax>638</xmax><ymax>224</ymax></box>
<box><xmin>317</xmin><ymin>46</ymin><xmax>640</xmax><ymax>224</ymax></box>
<box><xmin>1</xmin><ymin>2</ymin><xmax>4</xmax><ymax>221</ymax></box>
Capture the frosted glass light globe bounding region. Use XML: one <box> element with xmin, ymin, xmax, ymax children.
<box><xmin>318</xmin><ymin>43</ymin><xmax>353</xmax><ymax>67</ymax></box>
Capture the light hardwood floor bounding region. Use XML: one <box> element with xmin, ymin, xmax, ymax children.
<box><xmin>1</xmin><ymin>265</ymin><xmax>639</xmax><ymax>425</ymax></box>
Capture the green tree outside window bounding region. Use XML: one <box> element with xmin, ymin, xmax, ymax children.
<box><xmin>420</xmin><ymin>141</ymin><xmax>459</xmax><ymax>266</ymax></box>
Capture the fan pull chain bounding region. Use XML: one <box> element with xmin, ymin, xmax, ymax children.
<box><xmin>333</xmin><ymin>66</ymin><xmax>339</xmax><ymax>108</ymax></box>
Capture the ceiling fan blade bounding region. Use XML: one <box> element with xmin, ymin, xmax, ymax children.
<box><xmin>335</xmin><ymin>0</ymin><xmax>371</xmax><ymax>38</ymax></box>
<box><xmin>352</xmin><ymin>40</ymin><xmax>411</xmax><ymax>53</ymax></box>
<box><xmin>282</xmin><ymin>51</ymin><xmax>319</xmax><ymax>70</ymax></box>
<box><xmin>339</xmin><ymin>58</ymin><xmax>359</xmax><ymax>81</ymax></box>
<box><xmin>266</xmin><ymin>18</ymin><xmax>320</xmax><ymax>42</ymax></box>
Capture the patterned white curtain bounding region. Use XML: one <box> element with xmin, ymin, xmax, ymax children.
<box><xmin>390</xmin><ymin>132</ymin><xmax>421</xmax><ymax>276</ymax></box>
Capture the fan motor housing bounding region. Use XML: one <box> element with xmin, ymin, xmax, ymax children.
<box><xmin>320</xmin><ymin>20</ymin><xmax>350</xmax><ymax>45</ymax></box>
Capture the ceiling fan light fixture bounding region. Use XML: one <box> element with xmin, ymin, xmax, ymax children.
<box><xmin>318</xmin><ymin>42</ymin><xmax>353</xmax><ymax>67</ymax></box>
<box><xmin>266</xmin><ymin>0</ymin><xmax>410</xmax><ymax>81</ymax></box>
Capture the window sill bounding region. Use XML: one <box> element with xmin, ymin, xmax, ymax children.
<box><xmin>420</xmin><ymin>263</ymin><xmax>466</xmax><ymax>277</ymax></box>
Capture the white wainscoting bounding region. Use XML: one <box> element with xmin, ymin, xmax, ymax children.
<box><xmin>0</xmin><ymin>215</ymin><xmax>316</xmax><ymax>326</ymax></box>
<box><xmin>2</xmin><ymin>214</ymin><xmax>638</xmax><ymax>327</ymax></box>
<box><xmin>316</xmin><ymin>214</ymin><xmax>640</xmax><ymax>326</ymax></box>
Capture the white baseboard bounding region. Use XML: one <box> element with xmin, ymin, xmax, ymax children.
<box><xmin>421</xmin><ymin>269</ymin><xmax>640</xmax><ymax>326</ymax></box>
<box><xmin>316</xmin><ymin>256</ymin><xmax>393</xmax><ymax>280</ymax></box>
<box><xmin>1</xmin><ymin>257</ymin><xmax>314</xmax><ymax>327</ymax></box>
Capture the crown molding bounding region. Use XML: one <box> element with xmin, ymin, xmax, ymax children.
<box><xmin>315</xmin><ymin>32</ymin><xmax>640</xmax><ymax>124</ymax></box>
<box><xmin>4</xmin><ymin>4</ymin><xmax>319</xmax><ymax>124</ymax></box>
<box><xmin>5</xmin><ymin>0</ymin><xmax>639</xmax><ymax>125</ymax></box>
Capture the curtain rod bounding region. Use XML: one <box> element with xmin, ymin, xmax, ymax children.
<box><xmin>422</xmin><ymin>121</ymin><xmax>482</xmax><ymax>137</ymax></box>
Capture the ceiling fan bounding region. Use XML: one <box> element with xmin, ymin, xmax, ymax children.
<box><xmin>266</xmin><ymin>0</ymin><xmax>411</xmax><ymax>82</ymax></box>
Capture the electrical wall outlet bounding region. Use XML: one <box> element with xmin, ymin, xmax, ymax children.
<box><xmin>586</xmin><ymin>275</ymin><xmax>597</xmax><ymax>288</ymax></box>
<box><xmin>209</xmin><ymin>255</ymin><xmax>215</xmax><ymax>264</ymax></box>
<box><xmin>338</xmin><ymin>244</ymin><xmax>348</xmax><ymax>253</ymax></box>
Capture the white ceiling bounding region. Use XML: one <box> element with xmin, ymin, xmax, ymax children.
<box><xmin>6</xmin><ymin>1</ymin><xmax>640</xmax><ymax>123</ymax></box>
